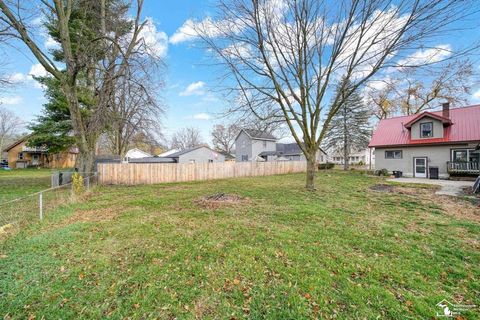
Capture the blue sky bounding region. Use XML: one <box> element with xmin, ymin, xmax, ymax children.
<box><xmin>1</xmin><ymin>1</ymin><xmax>480</xmax><ymax>145</ymax></box>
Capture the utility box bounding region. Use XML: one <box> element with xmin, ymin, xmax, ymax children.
<box><xmin>429</xmin><ymin>167</ymin><xmax>439</xmax><ymax>179</ymax></box>
<box><xmin>393</xmin><ymin>170</ymin><xmax>403</xmax><ymax>178</ymax></box>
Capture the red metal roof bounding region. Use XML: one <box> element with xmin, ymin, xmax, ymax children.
<box><xmin>369</xmin><ymin>105</ymin><xmax>480</xmax><ymax>148</ymax></box>
<box><xmin>403</xmin><ymin>111</ymin><xmax>452</xmax><ymax>128</ymax></box>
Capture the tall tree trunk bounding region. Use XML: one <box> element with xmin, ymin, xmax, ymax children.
<box><xmin>305</xmin><ymin>149</ymin><xmax>317</xmax><ymax>191</ymax></box>
<box><xmin>342</xmin><ymin>104</ymin><xmax>349</xmax><ymax>171</ymax></box>
<box><xmin>62</xmin><ymin>83</ymin><xmax>97</xmax><ymax>173</ymax></box>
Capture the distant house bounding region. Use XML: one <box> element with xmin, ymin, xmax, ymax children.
<box><xmin>369</xmin><ymin>103</ymin><xmax>480</xmax><ymax>178</ymax></box>
<box><xmin>127</xmin><ymin>146</ymin><xmax>226</xmax><ymax>164</ymax></box>
<box><xmin>161</xmin><ymin>146</ymin><xmax>225</xmax><ymax>164</ymax></box>
<box><xmin>157</xmin><ymin>148</ymin><xmax>180</xmax><ymax>157</ymax></box>
<box><xmin>124</xmin><ymin>148</ymin><xmax>152</xmax><ymax>161</ymax></box>
<box><xmin>218</xmin><ymin>151</ymin><xmax>235</xmax><ymax>162</ymax></box>
<box><xmin>235</xmin><ymin>129</ymin><xmax>327</xmax><ymax>162</ymax></box>
<box><xmin>329</xmin><ymin>148</ymin><xmax>375</xmax><ymax>167</ymax></box>
<box><xmin>3</xmin><ymin>136</ymin><xmax>77</xmax><ymax>169</ymax></box>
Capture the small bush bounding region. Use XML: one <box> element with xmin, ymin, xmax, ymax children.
<box><xmin>318</xmin><ymin>163</ymin><xmax>335</xmax><ymax>170</ymax></box>
<box><xmin>375</xmin><ymin>168</ymin><xmax>389</xmax><ymax>176</ymax></box>
<box><xmin>72</xmin><ymin>172</ymin><xmax>84</xmax><ymax>195</ymax></box>
<box><xmin>358</xmin><ymin>160</ymin><xmax>365</xmax><ymax>166</ymax></box>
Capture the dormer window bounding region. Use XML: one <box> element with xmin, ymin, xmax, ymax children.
<box><xmin>420</xmin><ymin>122</ymin><xmax>433</xmax><ymax>138</ymax></box>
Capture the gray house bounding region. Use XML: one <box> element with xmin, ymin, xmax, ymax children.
<box><xmin>369</xmin><ymin>103</ymin><xmax>480</xmax><ymax>178</ymax></box>
<box><xmin>235</xmin><ymin>129</ymin><xmax>327</xmax><ymax>162</ymax></box>
<box><xmin>162</xmin><ymin>145</ymin><xmax>225</xmax><ymax>164</ymax></box>
<box><xmin>129</xmin><ymin>146</ymin><xmax>225</xmax><ymax>164</ymax></box>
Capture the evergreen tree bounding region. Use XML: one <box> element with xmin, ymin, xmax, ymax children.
<box><xmin>324</xmin><ymin>78</ymin><xmax>371</xmax><ymax>170</ymax></box>
<box><xmin>28</xmin><ymin>76</ymin><xmax>75</xmax><ymax>154</ymax></box>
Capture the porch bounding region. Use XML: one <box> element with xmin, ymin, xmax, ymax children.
<box><xmin>447</xmin><ymin>161</ymin><xmax>480</xmax><ymax>175</ymax></box>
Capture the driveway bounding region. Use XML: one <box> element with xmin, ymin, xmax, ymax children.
<box><xmin>386</xmin><ymin>178</ymin><xmax>474</xmax><ymax>196</ymax></box>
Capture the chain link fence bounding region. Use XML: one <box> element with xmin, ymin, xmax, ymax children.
<box><xmin>0</xmin><ymin>173</ymin><xmax>97</xmax><ymax>234</ymax></box>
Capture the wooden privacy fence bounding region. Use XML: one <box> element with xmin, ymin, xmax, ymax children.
<box><xmin>98</xmin><ymin>161</ymin><xmax>307</xmax><ymax>185</ymax></box>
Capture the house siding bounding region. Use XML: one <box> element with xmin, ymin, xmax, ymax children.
<box><xmin>410</xmin><ymin>117</ymin><xmax>444</xmax><ymax>139</ymax></box>
<box><xmin>374</xmin><ymin>143</ymin><xmax>478</xmax><ymax>178</ymax></box>
<box><xmin>6</xmin><ymin>141</ymin><xmax>76</xmax><ymax>169</ymax></box>
<box><xmin>251</xmin><ymin>139</ymin><xmax>276</xmax><ymax>160</ymax></box>
<box><xmin>177</xmin><ymin>147</ymin><xmax>225</xmax><ymax>164</ymax></box>
<box><xmin>235</xmin><ymin>131</ymin><xmax>253</xmax><ymax>162</ymax></box>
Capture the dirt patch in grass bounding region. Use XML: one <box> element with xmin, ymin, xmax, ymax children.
<box><xmin>369</xmin><ymin>184</ymin><xmax>395</xmax><ymax>193</ymax></box>
<box><xmin>194</xmin><ymin>193</ymin><xmax>249</xmax><ymax>210</ymax></box>
<box><xmin>434</xmin><ymin>196</ymin><xmax>480</xmax><ymax>223</ymax></box>
<box><xmin>58</xmin><ymin>206</ymin><xmax>124</xmax><ymax>227</ymax></box>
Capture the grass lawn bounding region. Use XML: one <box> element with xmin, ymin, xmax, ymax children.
<box><xmin>0</xmin><ymin>169</ymin><xmax>52</xmax><ymax>202</ymax></box>
<box><xmin>0</xmin><ymin>171</ymin><xmax>478</xmax><ymax>319</ymax></box>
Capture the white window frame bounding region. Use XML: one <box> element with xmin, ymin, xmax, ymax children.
<box><xmin>385</xmin><ymin>150</ymin><xmax>402</xmax><ymax>159</ymax></box>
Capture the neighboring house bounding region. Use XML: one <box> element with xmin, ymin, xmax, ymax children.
<box><xmin>329</xmin><ymin>148</ymin><xmax>375</xmax><ymax>167</ymax></box>
<box><xmin>157</xmin><ymin>148</ymin><xmax>180</xmax><ymax>157</ymax></box>
<box><xmin>369</xmin><ymin>103</ymin><xmax>480</xmax><ymax>178</ymax></box>
<box><xmin>3</xmin><ymin>136</ymin><xmax>78</xmax><ymax>169</ymax></box>
<box><xmin>156</xmin><ymin>145</ymin><xmax>225</xmax><ymax>164</ymax></box>
<box><xmin>235</xmin><ymin>129</ymin><xmax>327</xmax><ymax>162</ymax></box>
<box><xmin>124</xmin><ymin>148</ymin><xmax>152</xmax><ymax>161</ymax></box>
<box><xmin>218</xmin><ymin>151</ymin><xmax>235</xmax><ymax>162</ymax></box>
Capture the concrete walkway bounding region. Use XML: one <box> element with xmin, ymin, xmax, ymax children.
<box><xmin>387</xmin><ymin>177</ymin><xmax>474</xmax><ymax>196</ymax></box>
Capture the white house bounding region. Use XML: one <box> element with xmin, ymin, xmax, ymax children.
<box><xmin>124</xmin><ymin>148</ymin><xmax>152</xmax><ymax>162</ymax></box>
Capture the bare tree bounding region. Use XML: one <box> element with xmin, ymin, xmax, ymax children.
<box><xmin>0</xmin><ymin>107</ymin><xmax>22</xmax><ymax>158</ymax></box>
<box><xmin>106</xmin><ymin>71</ymin><xmax>164</xmax><ymax>158</ymax></box>
<box><xmin>192</xmin><ymin>0</ymin><xmax>478</xmax><ymax>190</ymax></box>
<box><xmin>0</xmin><ymin>0</ymin><xmax>152</xmax><ymax>172</ymax></box>
<box><xmin>367</xmin><ymin>60</ymin><xmax>474</xmax><ymax>119</ymax></box>
<box><xmin>170</xmin><ymin>127</ymin><xmax>204</xmax><ymax>150</ymax></box>
<box><xmin>211</xmin><ymin>123</ymin><xmax>239</xmax><ymax>154</ymax></box>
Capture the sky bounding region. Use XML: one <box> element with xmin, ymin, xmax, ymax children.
<box><xmin>1</xmin><ymin>0</ymin><xmax>480</xmax><ymax>146</ymax></box>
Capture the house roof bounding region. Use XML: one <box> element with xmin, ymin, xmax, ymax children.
<box><xmin>163</xmin><ymin>145</ymin><xmax>218</xmax><ymax>158</ymax></box>
<box><xmin>258</xmin><ymin>150</ymin><xmax>278</xmax><ymax>156</ymax></box>
<box><xmin>403</xmin><ymin>112</ymin><xmax>452</xmax><ymax>128</ymax></box>
<box><xmin>129</xmin><ymin>157</ymin><xmax>176</xmax><ymax>163</ymax></box>
<box><xmin>3</xmin><ymin>135</ymin><xmax>30</xmax><ymax>152</ymax></box>
<box><xmin>125</xmin><ymin>148</ymin><xmax>152</xmax><ymax>158</ymax></box>
<box><xmin>240</xmin><ymin>129</ymin><xmax>277</xmax><ymax>141</ymax></box>
<box><xmin>157</xmin><ymin>148</ymin><xmax>180</xmax><ymax>157</ymax></box>
<box><xmin>369</xmin><ymin>105</ymin><xmax>480</xmax><ymax>148</ymax></box>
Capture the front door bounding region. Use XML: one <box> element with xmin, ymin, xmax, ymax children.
<box><xmin>414</xmin><ymin>157</ymin><xmax>428</xmax><ymax>178</ymax></box>
<box><xmin>32</xmin><ymin>154</ymin><xmax>39</xmax><ymax>166</ymax></box>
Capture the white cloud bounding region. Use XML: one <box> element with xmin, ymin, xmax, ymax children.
<box><xmin>44</xmin><ymin>35</ymin><xmax>60</xmax><ymax>50</ymax></box>
<box><xmin>473</xmin><ymin>88</ymin><xmax>480</xmax><ymax>101</ymax></box>
<box><xmin>170</xmin><ymin>16</ymin><xmax>244</xmax><ymax>44</ymax></box>
<box><xmin>29</xmin><ymin>64</ymin><xmax>48</xmax><ymax>78</ymax></box>
<box><xmin>397</xmin><ymin>45</ymin><xmax>452</xmax><ymax>68</ymax></box>
<box><xmin>0</xmin><ymin>96</ymin><xmax>23</xmax><ymax>105</ymax></box>
<box><xmin>192</xmin><ymin>113</ymin><xmax>211</xmax><ymax>120</ymax></box>
<box><xmin>170</xmin><ymin>19</ymin><xmax>199</xmax><ymax>44</ymax></box>
<box><xmin>28</xmin><ymin>64</ymin><xmax>49</xmax><ymax>89</ymax></box>
<box><xmin>179</xmin><ymin>81</ymin><xmax>206</xmax><ymax>96</ymax></box>
<box><xmin>138</xmin><ymin>18</ymin><xmax>168</xmax><ymax>58</ymax></box>
<box><xmin>8</xmin><ymin>72</ymin><xmax>27</xmax><ymax>83</ymax></box>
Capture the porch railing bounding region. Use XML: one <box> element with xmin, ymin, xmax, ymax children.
<box><xmin>22</xmin><ymin>146</ymin><xmax>48</xmax><ymax>153</ymax></box>
<box><xmin>447</xmin><ymin>161</ymin><xmax>480</xmax><ymax>174</ymax></box>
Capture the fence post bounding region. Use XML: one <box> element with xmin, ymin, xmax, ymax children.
<box><xmin>86</xmin><ymin>176</ymin><xmax>90</xmax><ymax>191</ymax></box>
<box><xmin>39</xmin><ymin>192</ymin><xmax>43</xmax><ymax>221</ymax></box>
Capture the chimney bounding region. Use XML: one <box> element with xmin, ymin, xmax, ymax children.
<box><xmin>442</xmin><ymin>102</ymin><xmax>450</xmax><ymax>119</ymax></box>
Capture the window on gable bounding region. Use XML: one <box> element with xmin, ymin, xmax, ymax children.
<box><xmin>420</xmin><ymin>122</ymin><xmax>433</xmax><ymax>138</ymax></box>
<box><xmin>18</xmin><ymin>152</ymin><xmax>24</xmax><ymax>160</ymax></box>
<box><xmin>385</xmin><ymin>150</ymin><xmax>402</xmax><ymax>159</ymax></box>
